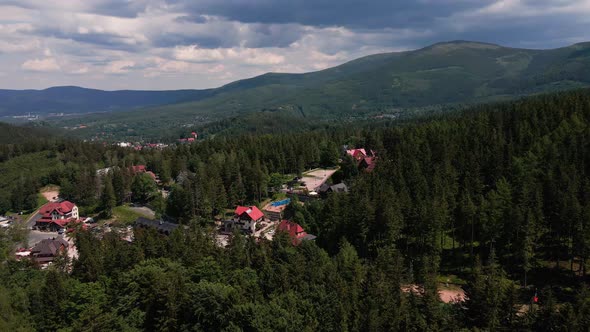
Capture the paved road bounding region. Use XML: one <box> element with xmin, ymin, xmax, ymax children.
<box><xmin>27</xmin><ymin>230</ymin><xmax>59</xmax><ymax>247</ymax></box>
<box><xmin>26</xmin><ymin>211</ymin><xmax>41</xmax><ymax>229</ymax></box>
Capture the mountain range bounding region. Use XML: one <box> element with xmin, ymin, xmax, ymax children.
<box><xmin>3</xmin><ymin>40</ymin><xmax>590</xmax><ymax>138</ymax></box>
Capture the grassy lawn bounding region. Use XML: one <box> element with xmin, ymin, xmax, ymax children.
<box><xmin>36</xmin><ymin>193</ymin><xmax>48</xmax><ymax>207</ymax></box>
<box><xmin>271</xmin><ymin>192</ymin><xmax>288</xmax><ymax>201</ymax></box>
<box><xmin>110</xmin><ymin>205</ymin><xmax>151</xmax><ymax>226</ymax></box>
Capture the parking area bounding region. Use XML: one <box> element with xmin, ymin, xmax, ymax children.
<box><xmin>301</xmin><ymin>168</ymin><xmax>338</xmax><ymax>191</ymax></box>
<box><xmin>27</xmin><ymin>230</ymin><xmax>59</xmax><ymax>247</ymax></box>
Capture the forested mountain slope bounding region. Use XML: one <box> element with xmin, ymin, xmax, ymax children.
<box><xmin>1</xmin><ymin>89</ymin><xmax>590</xmax><ymax>330</ymax></box>
<box><xmin>0</xmin><ymin>86</ymin><xmax>211</xmax><ymax>116</ymax></box>
<box><xmin>55</xmin><ymin>40</ymin><xmax>590</xmax><ymax>139</ymax></box>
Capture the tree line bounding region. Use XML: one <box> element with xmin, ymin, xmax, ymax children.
<box><xmin>1</xmin><ymin>89</ymin><xmax>590</xmax><ymax>330</ymax></box>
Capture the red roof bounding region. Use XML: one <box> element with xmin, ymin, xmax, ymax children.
<box><xmin>234</xmin><ymin>206</ymin><xmax>264</xmax><ymax>221</ymax></box>
<box><xmin>347</xmin><ymin>148</ymin><xmax>367</xmax><ymax>160</ymax></box>
<box><xmin>278</xmin><ymin>220</ymin><xmax>308</xmax><ymax>244</ymax></box>
<box><xmin>146</xmin><ymin>171</ymin><xmax>157</xmax><ymax>181</ymax></box>
<box><xmin>191</xmin><ymin>132</ymin><xmax>197</xmax><ymax>137</ymax></box>
<box><xmin>187</xmin><ymin>137</ymin><xmax>195</xmax><ymax>142</ymax></box>
<box><xmin>361</xmin><ymin>157</ymin><xmax>377</xmax><ymax>172</ymax></box>
<box><xmin>130</xmin><ymin>165</ymin><xmax>147</xmax><ymax>173</ymax></box>
<box><xmin>39</xmin><ymin>201</ymin><xmax>75</xmax><ymax>217</ymax></box>
<box><xmin>36</xmin><ymin>217</ymin><xmax>79</xmax><ymax>227</ymax></box>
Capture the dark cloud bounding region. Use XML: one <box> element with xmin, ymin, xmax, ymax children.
<box><xmin>152</xmin><ymin>34</ymin><xmax>227</xmax><ymax>48</ymax></box>
<box><xmin>166</xmin><ymin>0</ymin><xmax>488</xmax><ymax>29</ymax></box>
<box><xmin>90</xmin><ymin>1</ymin><xmax>151</xmax><ymax>18</ymax></box>
<box><xmin>35</xmin><ymin>28</ymin><xmax>144</xmax><ymax>52</ymax></box>
<box><xmin>152</xmin><ymin>22</ymin><xmax>305</xmax><ymax>49</ymax></box>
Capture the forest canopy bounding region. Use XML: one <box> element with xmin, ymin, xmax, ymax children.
<box><xmin>1</xmin><ymin>89</ymin><xmax>590</xmax><ymax>331</ymax></box>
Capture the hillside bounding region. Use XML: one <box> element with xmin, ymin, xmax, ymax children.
<box><xmin>0</xmin><ymin>122</ymin><xmax>56</xmax><ymax>145</ymax></box>
<box><xmin>0</xmin><ymin>86</ymin><xmax>212</xmax><ymax>116</ymax></box>
<box><xmin>40</xmin><ymin>41</ymin><xmax>590</xmax><ymax>138</ymax></box>
<box><xmin>2</xmin><ymin>90</ymin><xmax>590</xmax><ymax>330</ymax></box>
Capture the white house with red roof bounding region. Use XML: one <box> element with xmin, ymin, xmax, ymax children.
<box><xmin>225</xmin><ymin>205</ymin><xmax>264</xmax><ymax>233</ymax></box>
<box><xmin>36</xmin><ymin>201</ymin><xmax>79</xmax><ymax>231</ymax></box>
<box><xmin>277</xmin><ymin>220</ymin><xmax>317</xmax><ymax>245</ymax></box>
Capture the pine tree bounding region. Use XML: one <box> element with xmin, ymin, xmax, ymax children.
<box><xmin>100</xmin><ymin>175</ymin><xmax>116</xmax><ymax>218</ymax></box>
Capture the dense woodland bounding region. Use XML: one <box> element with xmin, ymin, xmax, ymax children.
<box><xmin>1</xmin><ymin>90</ymin><xmax>590</xmax><ymax>330</ymax></box>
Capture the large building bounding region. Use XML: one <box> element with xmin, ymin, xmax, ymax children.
<box><xmin>35</xmin><ymin>201</ymin><xmax>79</xmax><ymax>231</ymax></box>
<box><xmin>225</xmin><ymin>206</ymin><xmax>264</xmax><ymax>233</ymax></box>
<box><xmin>134</xmin><ymin>217</ymin><xmax>179</xmax><ymax>235</ymax></box>
<box><xmin>30</xmin><ymin>237</ymin><xmax>69</xmax><ymax>265</ymax></box>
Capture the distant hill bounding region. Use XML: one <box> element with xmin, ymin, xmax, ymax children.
<box><xmin>0</xmin><ymin>122</ymin><xmax>56</xmax><ymax>144</ymax></box>
<box><xmin>15</xmin><ymin>40</ymin><xmax>590</xmax><ymax>138</ymax></box>
<box><xmin>0</xmin><ymin>86</ymin><xmax>213</xmax><ymax>116</ymax></box>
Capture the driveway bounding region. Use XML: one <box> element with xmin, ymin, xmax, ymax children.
<box><xmin>26</xmin><ymin>211</ymin><xmax>41</xmax><ymax>229</ymax></box>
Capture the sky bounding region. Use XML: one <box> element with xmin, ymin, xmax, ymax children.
<box><xmin>0</xmin><ymin>0</ymin><xmax>589</xmax><ymax>90</ymax></box>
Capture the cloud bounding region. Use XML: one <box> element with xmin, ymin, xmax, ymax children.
<box><xmin>0</xmin><ymin>0</ymin><xmax>589</xmax><ymax>90</ymax></box>
<box><xmin>173</xmin><ymin>45</ymin><xmax>285</xmax><ymax>65</ymax></box>
<box><xmin>21</xmin><ymin>58</ymin><xmax>61</xmax><ymax>72</ymax></box>
<box><xmin>0</xmin><ymin>39</ymin><xmax>40</xmax><ymax>53</ymax></box>
<box><xmin>104</xmin><ymin>60</ymin><xmax>136</xmax><ymax>74</ymax></box>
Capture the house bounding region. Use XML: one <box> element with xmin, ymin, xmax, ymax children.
<box><xmin>225</xmin><ymin>206</ymin><xmax>264</xmax><ymax>233</ymax></box>
<box><xmin>130</xmin><ymin>165</ymin><xmax>147</xmax><ymax>173</ymax></box>
<box><xmin>319</xmin><ymin>183</ymin><xmax>349</xmax><ymax>194</ymax></box>
<box><xmin>346</xmin><ymin>148</ymin><xmax>368</xmax><ymax>161</ymax></box>
<box><xmin>146</xmin><ymin>171</ymin><xmax>158</xmax><ymax>181</ymax></box>
<box><xmin>359</xmin><ymin>157</ymin><xmax>377</xmax><ymax>173</ymax></box>
<box><xmin>345</xmin><ymin>147</ymin><xmax>377</xmax><ymax>173</ymax></box>
<box><xmin>36</xmin><ymin>201</ymin><xmax>79</xmax><ymax>231</ymax></box>
<box><xmin>134</xmin><ymin>217</ymin><xmax>179</xmax><ymax>235</ymax></box>
<box><xmin>277</xmin><ymin>220</ymin><xmax>317</xmax><ymax>245</ymax></box>
<box><xmin>330</xmin><ymin>183</ymin><xmax>349</xmax><ymax>193</ymax></box>
<box><xmin>263</xmin><ymin>198</ymin><xmax>290</xmax><ymax>221</ymax></box>
<box><xmin>30</xmin><ymin>237</ymin><xmax>69</xmax><ymax>264</ymax></box>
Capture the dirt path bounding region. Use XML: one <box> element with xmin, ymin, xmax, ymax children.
<box><xmin>438</xmin><ymin>286</ymin><xmax>466</xmax><ymax>303</ymax></box>
<box><xmin>40</xmin><ymin>185</ymin><xmax>60</xmax><ymax>202</ymax></box>
<box><xmin>401</xmin><ymin>283</ymin><xmax>466</xmax><ymax>303</ymax></box>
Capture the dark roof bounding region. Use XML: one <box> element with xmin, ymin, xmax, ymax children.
<box><xmin>302</xmin><ymin>234</ymin><xmax>317</xmax><ymax>241</ymax></box>
<box><xmin>31</xmin><ymin>237</ymin><xmax>69</xmax><ymax>256</ymax></box>
<box><xmin>134</xmin><ymin>217</ymin><xmax>179</xmax><ymax>234</ymax></box>
<box><xmin>318</xmin><ymin>183</ymin><xmax>331</xmax><ymax>193</ymax></box>
<box><xmin>330</xmin><ymin>183</ymin><xmax>348</xmax><ymax>193</ymax></box>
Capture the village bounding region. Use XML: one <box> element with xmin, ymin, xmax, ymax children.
<box><xmin>6</xmin><ymin>146</ymin><xmax>377</xmax><ymax>270</ymax></box>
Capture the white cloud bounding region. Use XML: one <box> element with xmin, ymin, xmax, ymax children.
<box><xmin>21</xmin><ymin>58</ymin><xmax>61</xmax><ymax>72</ymax></box>
<box><xmin>69</xmin><ymin>66</ymin><xmax>89</xmax><ymax>74</ymax></box>
<box><xmin>0</xmin><ymin>0</ymin><xmax>589</xmax><ymax>90</ymax></box>
<box><xmin>174</xmin><ymin>46</ymin><xmax>226</xmax><ymax>62</ymax></box>
<box><xmin>104</xmin><ymin>60</ymin><xmax>135</xmax><ymax>74</ymax></box>
<box><xmin>174</xmin><ymin>45</ymin><xmax>285</xmax><ymax>65</ymax></box>
<box><xmin>0</xmin><ymin>39</ymin><xmax>40</xmax><ymax>53</ymax></box>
